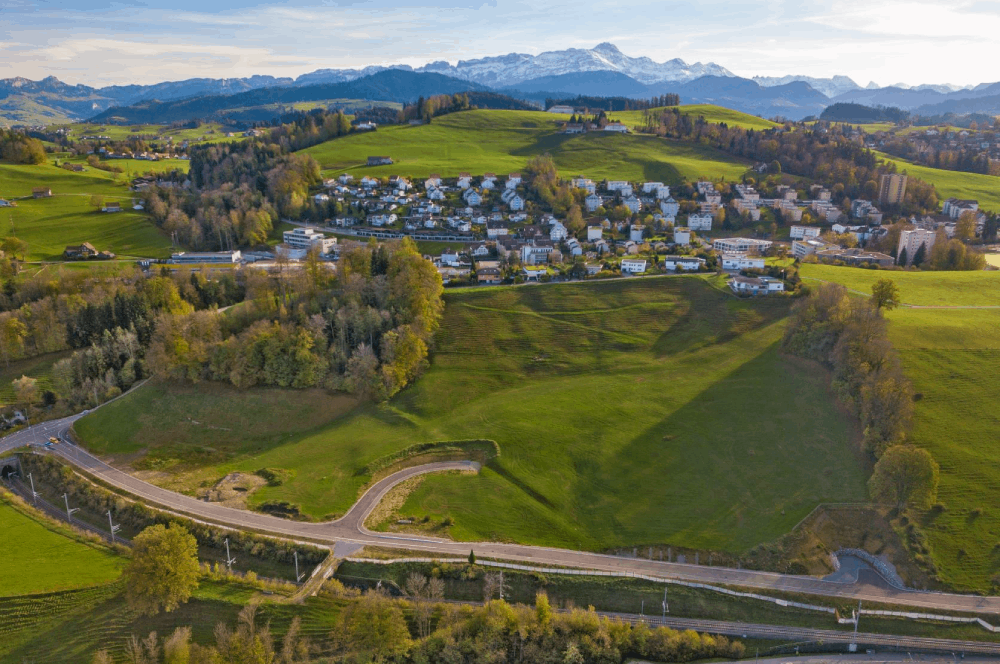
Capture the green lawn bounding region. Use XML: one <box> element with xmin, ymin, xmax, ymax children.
<box><xmin>799</xmin><ymin>264</ymin><xmax>1000</xmax><ymax>306</ymax></box>
<box><xmin>798</xmin><ymin>264</ymin><xmax>1000</xmax><ymax>591</ymax></box>
<box><xmin>874</xmin><ymin>151</ymin><xmax>1000</xmax><ymax>212</ymax></box>
<box><xmin>0</xmin><ymin>162</ymin><xmax>175</xmax><ymax>260</ymax></box>
<box><xmin>303</xmin><ymin>109</ymin><xmax>751</xmax><ymax>183</ymax></box>
<box><xmin>0</xmin><ymin>350</ymin><xmax>73</xmax><ymax>408</ymax></box>
<box><xmin>616</xmin><ymin>104</ymin><xmax>782</xmax><ymax>131</ymax></box>
<box><xmin>0</xmin><ymin>494</ymin><xmax>123</xmax><ymax>597</ymax></box>
<box><xmin>78</xmin><ymin>276</ymin><xmax>866</xmax><ymax>552</ymax></box>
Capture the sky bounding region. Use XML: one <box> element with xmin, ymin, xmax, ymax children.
<box><xmin>2</xmin><ymin>0</ymin><xmax>999</xmax><ymax>87</ymax></box>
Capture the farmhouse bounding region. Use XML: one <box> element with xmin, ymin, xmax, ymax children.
<box><xmin>101</xmin><ymin>202</ymin><xmax>122</xmax><ymax>213</ymax></box>
<box><xmin>547</xmin><ymin>105</ymin><xmax>575</xmax><ymax>114</ymax></box>
<box><xmin>367</xmin><ymin>156</ymin><xmax>393</xmax><ymax>166</ymax></box>
<box><xmin>63</xmin><ymin>243</ymin><xmax>99</xmax><ymax>260</ymax></box>
<box><xmin>32</xmin><ymin>187</ymin><xmax>52</xmax><ymax>198</ymax></box>
<box><xmin>603</xmin><ymin>122</ymin><xmax>628</xmax><ymax>133</ymax></box>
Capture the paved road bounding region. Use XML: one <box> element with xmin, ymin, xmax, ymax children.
<box><xmin>5</xmin><ymin>415</ymin><xmax>1000</xmax><ymax>616</ymax></box>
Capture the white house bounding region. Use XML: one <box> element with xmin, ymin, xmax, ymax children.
<box><xmin>457</xmin><ymin>173</ymin><xmax>473</xmax><ymax>189</ymax></box>
<box><xmin>620</xmin><ymin>258</ymin><xmax>647</xmax><ymax>274</ymax></box>
<box><xmin>721</xmin><ymin>253</ymin><xmax>765</xmax><ymax>270</ymax></box>
<box><xmin>481</xmin><ymin>178</ymin><xmax>495</xmax><ymax>190</ymax></box>
<box><xmin>572</xmin><ymin>178</ymin><xmax>597</xmax><ymax>193</ymax></box>
<box><xmin>729</xmin><ymin>275</ymin><xmax>784</xmax><ymax>295</ymax></box>
<box><xmin>428</xmin><ymin>188</ymin><xmax>446</xmax><ymax>201</ymax></box>
<box><xmin>505</xmin><ymin>173</ymin><xmax>522</xmax><ymax>189</ymax></box>
<box><xmin>790</xmin><ymin>225</ymin><xmax>822</xmax><ymax>240</ymax></box>
<box><xmin>713</xmin><ymin>238</ymin><xmax>772</xmax><ymax>254</ymax></box>
<box><xmin>662</xmin><ymin>255</ymin><xmax>705</xmax><ymax>271</ymax></box>
<box><xmin>424</xmin><ymin>175</ymin><xmax>442</xmax><ymax>189</ymax></box>
<box><xmin>360</xmin><ymin>176</ymin><xmax>379</xmax><ymax>189</ymax></box>
<box><xmin>585</xmin><ymin>193</ymin><xmax>603</xmax><ymax>212</ymax></box>
<box><xmin>587</xmin><ymin>225</ymin><xmax>603</xmax><ymax>241</ymax></box>
<box><xmin>673</xmin><ymin>227</ymin><xmax>691</xmax><ymax>245</ymax></box>
<box><xmin>338</xmin><ymin>174</ymin><xmax>354</xmax><ymax>184</ymax></box>
<box><xmin>642</xmin><ymin>182</ymin><xmax>665</xmax><ymax>194</ymax></box>
<box><xmin>313</xmin><ymin>193</ymin><xmax>329</xmax><ymax>203</ymax></box>
<box><xmin>630</xmin><ymin>224</ymin><xmax>646</xmax><ymax>242</ymax></box>
<box><xmin>607</xmin><ymin>180</ymin><xmax>630</xmax><ymax>192</ymax></box>
<box><xmin>463</xmin><ymin>189</ymin><xmax>482</xmax><ymax>206</ymax></box>
<box><xmin>687</xmin><ymin>213</ymin><xmax>713</xmax><ymax>231</ymax></box>
<box><xmin>509</xmin><ymin>194</ymin><xmax>525</xmax><ymax>211</ymax></box>
<box><xmin>487</xmin><ymin>222</ymin><xmax>510</xmax><ymax>238</ymax></box>
<box><xmin>566</xmin><ymin>238</ymin><xmax>583</xmax><ymax>256</ymax></box>
<box><xmin>283</xmin><ymin>227</ymin><xmax>337</xmax><ymax>254</ymax></box>
<box><xmin>603</xmin><ymin>122</ymin><xmax>628</xmax><ymax>133</ymax></box>
<box><xmin>521</xmin><ymin>244</ymin><xmax>553</xmax><ymax>265</ymax></box>
<box><xmin>660</xmin><ymin>198</ymin><xmax>680</xmax><ymax>218</ymax></box>
<box><xmin>550</xmin><ymin>222</ymin><xmax>568</xmax><ymax>242</ymax></box>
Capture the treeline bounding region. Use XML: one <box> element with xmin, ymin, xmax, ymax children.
<box><xmin>545</xmin><ymin>94</ymin><xmax>679</xmax><ymax>112</ymax></box>
<box><xmin>144</xmin><ymin>140</ymin><xmax>320</xmax><ymax>249</ymax></box>
<box><xmin>89</xmin><ymin>589</ymin><xmax>746</xmax><ymax>664</ymax></box>
<box><xmin>820</xmin><ymin>103</ymin><xmax>909</xmax><ymax>124</ymax></box>
<box><xmin>640</xmin><ymin>109</ymin><xmax>939</xmax><ymax>215</ymax></box>
<box><xmin>880</xmin><ymin>132</ymin><xmax>1000</xmax><ymax>176</ymax></box>
<box><xmin>783</xmin><ymin>282</ymin><xmax>913</xmax><ymax>458</ymax></box>
<box><xmin>149</xmin><ymin>239</ymin><xmax>443</xmax><ymax>400</ymax></box>
<box><xmin>0</xmin><ymin>128</ymin><xmax>46</xmax><ymax>164</ymax></box>
<box><xmin>0</xmin><ymin>267</ymin><xmax>244</xmax><ymax>413</ymax></box>
<box><xmin>401</xmin><ymin>92</ymin><xmax>537</xmax><ymax>122</ymax></box>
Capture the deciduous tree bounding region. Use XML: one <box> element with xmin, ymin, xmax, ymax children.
<box><xmin>124</xmin><ymin>524</ymin><xmax>200</xmax><ymax>615</ymax></box>
<box><xmin>869</xmin><ymin>445</ymin><xmax>939</xmax><ymax>510</ymax></box>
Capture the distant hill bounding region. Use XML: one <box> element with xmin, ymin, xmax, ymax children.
<box><xmin>504</xmin><ymin>71</ymin><xmax>652</xmax><ymax>97</ymax></box>
<box><xmin>820</xmin><ymin>102</ymin><xmax>909</xmax><ymax>124</ymax></box>
<box><xmin>89</xmin><ymin>71</ymin><xmax>491</xmax><ymax>124</ymax></box>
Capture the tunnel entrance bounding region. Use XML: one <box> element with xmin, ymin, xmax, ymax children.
<box><xmin>1</xmin><ymin>464</ymin><xmax>16</xmax><ymax>480</ymax></box>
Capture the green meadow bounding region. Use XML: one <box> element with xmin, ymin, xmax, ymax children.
<box><xmin>874</xmin><ymin>151</ymin><xmax>1000</xmax><ymax>212</ymax></box>
<box><xmin>616</xmin><ymin>104</ymin><xmax>782</xmax><ymax>131</ymax></box>
<box><xmin>0</xmin><ymin>493</ymin><xmax>123</xmax><ymax>597</ymax></box>
<box><xmin>303</xmin><ymin>109</ymin><xmax>751</xmax><ymax>183</ymax></box>
<box><xmin>78</xmin><ymin>276</ymin><xmax>866</xmax><ymax>553</ymax></box>
<box><xmin>0</xmin><ymin>162</ymin><xmax>174</xmax><ymax>260</ymax></box>
<box><xmin>800</xmin><ymin>264</ymin><xmax>1000</xmax><ymax>591</ymax></box>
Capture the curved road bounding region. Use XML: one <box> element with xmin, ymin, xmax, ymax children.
<box><xmin>4</xmin><ymin>414</ymin><xmax>1000</xmax><ymax>616</ymax></box>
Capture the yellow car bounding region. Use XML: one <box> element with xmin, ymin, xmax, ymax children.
<box><xmin>48</xmin><ymin>437</ymin><xmax>59</xmax><ymax>444</ymax></box>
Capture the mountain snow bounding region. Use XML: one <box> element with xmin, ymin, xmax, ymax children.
<box><xmin>752</xmin><ymin>75</ymin><xmax>861</xmax><ymax>98</ymax></box>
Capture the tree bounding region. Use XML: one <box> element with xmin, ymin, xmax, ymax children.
<box><xmin>870</xmin><ymin>278</ymin><xmax>901</xmax><ymax>311</ymax></box>
<box><xmin>124</xmin><ymin>523</ymin><xmax>200</xmax><ymax>616</ymax></box>
<box><xmin>869</xmin><ymin>445</ymin><xmax>939</xmax><ymax>511</ymax></box>
<box><xmin>0</xmin><ymin>236</ymin><xmax>28</xmax><ymax>261</ymax></box>
<box><xmin>334</xmin><ymin>590</ymin><xmax>411</xmax><ymax>663</ymax></box>
<box><xmin>90</xmin><ymin>194</ymin><xmax>105</xmax><ymax>210</ymax></box>
<box><xmin>12</xmin><ymin>375</ymin><xmax>39</xmax><ymax>418</ymax></box>
<box><xmin>955</xmin><ymin>211</ymin><xmax>977</xmax><ymax>242</ymax></box>
<box><xmin>897</xmin><ymin>246</ymin><xmax>908</xmax><ymax>267</ymax></box>
<box><xmin>468</xmin><ymin>549</ymin><xmax>476</xmax><ymax>565</ymax></box>
<box><xmin>911</xmin><ymin>241</ymin><xmax>927</xmax><ymax>267</ymax></box>
<box><xmin>164</xmin><ymin>626</ymin><xmax>192</xmax><ymax>664</ymax></box>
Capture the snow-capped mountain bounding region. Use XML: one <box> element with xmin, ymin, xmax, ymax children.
<box><xmin>752</xmin><ymin>75</ymin><xmax>862</xmax><ymax>98</ymax></box>
<box><xmin>293</xmin><ymin>43</ymin><xmax>735</xmax><ymax>89</ymax></box>
<box><xmin>418</xmin><ymin>43</ymin><xmax>735</xmax><ymax>88</ymax></box>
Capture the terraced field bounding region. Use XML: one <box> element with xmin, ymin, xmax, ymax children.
<box><xmin>799</xmin><ymin>264</ymin><xmax>1000</xmax><ymax>591</ymax></box>
<box><xmin>80</xmin><ymin>276</ymin><xmax>867</xmax><ymax>553</ymax></box>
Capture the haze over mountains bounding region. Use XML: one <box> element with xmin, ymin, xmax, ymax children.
<box><xmin>2</xmin><ymin>42</ymin><xmax>997</xmax><ymax>125</ymax></box>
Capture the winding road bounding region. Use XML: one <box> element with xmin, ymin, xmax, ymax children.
<box><xmin>4</xmin><ymin>413</ymin><xmax>1000</xmax><ymax>617</ymax></box>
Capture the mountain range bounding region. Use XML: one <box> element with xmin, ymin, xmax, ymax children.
<box><xmin>2</xmin><ymin>42</ymin><xmax>998</xmax><ymax>125</ymax></box>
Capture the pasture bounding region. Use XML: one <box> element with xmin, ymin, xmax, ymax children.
<box><xmin>0</xmin><ymin>492</ymin><xmax>123</xmax><ymax>597</ymax></box>
<box><xmin>0</xmin><ymin>162</ymin><xmax>174</xmax><ymax>260</ymax></box>
<box><xmin>616</xmin><ymin>104</ymin><xmax>782</xmax><ymax>131</ymax></box>
<box><xmin>303</xmin><ymin>109</ymin><xmax>751</xmax><ymax>183</ymax></box>
<box><xmin>78</xmin><ymin>276</ymin><xmax>866</xmax><ymax>553</ymax></box>
<box><xmin>799</xmin><ymin>264</ymin><xmax>1000</xmax><ymax>591</ymax></box>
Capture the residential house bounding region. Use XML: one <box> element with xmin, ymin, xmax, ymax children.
<box><xmin>521</xmin><ymin>242</ymin><xmax>554</xmax><ymax>265</ymax></box>
<box><xmin>630</xmin><ymin>224</ymin><xmax>646</xmax><ymax>242</ymax></box>
<box><xmin>791</xmin><ymin>238</ymin><xmax>833</xmax><ymax>259</ymax></box>
<box><xmin>897</xmin><ymin>228</ymin><xmax>937</xmax><ymax>264</ymax></box>
<box><xmin>642</xmin><ymin>182</ymin><xmax>665</xmax><ymax>194</ymax></box>
<box><xmin>428</xmin><ymin>188</ymin><xmax>446</xmax><ymax>201</ymax></box>
<box><xmin>469</xmin><ymin>243</ymin><xmax>491</xmax><ymax>257</ymax></box>
<box><xmin>662</xmin><ymin>255</ymin><xmax>705</xmax><ymax>271</ymax></box>
<box><xmin>522</xmin><ymin>266</ymin><xmax>547</xmax><ymax>280</ymax></box>
<box><xmin>477</xmin><ymin>267</ymin><xmax>502</xmax><ymax>284</ymax></box>
<box><xmin>32</xmin><ymin>187</ymin><xmax>52</xmax><ymax>198</ymax></box>
<box><xmin>687</xmin><ymin>213</ymin><xmax>713</xmax><ymax>231</ymax></box>
<box><xmin>424</xmin><ymin>175</ymin><xmax>442</xmax><ymax>189</ymax></box>
<box><xmin>486</xmin><ymin>221</ymin><xmax>510</xmax><ymax>239</ymax></box>
<box><xmin>505</xmin><ymin>173</ymin><xmax>522</xmax><ymax>189</ymax></box>
<box><xmin>550</xmin><ymin>222</ymin><xmax>568</xmax><ymax>242</ymax></box>
<box><xmin>942</xmin><ymin>197</ymin><xmax>979</xmax><ymax>220</ymax></box>
<box><xmin>585</xmin><ymin>193</ymin><xmax>603</xmax><ymax>212</ymax></box>
<box><xmin>673</xmin><ymin>227</ymin><xmax>691</xmax><ymax>245</ymax></box>
<box><xmin>102</xmin><ymin>202</ymin><xmax>121</xmax><ymax>213</ymax></box>
<box><xmin>367</xmin><ymin>156</ymin><xmax>393</xmax><ymax>166</ymax></box>
<box><xmin>566</xmin><ymin>238</ymin><xmax>583</xmax><ymax>256</ymax></box>
<box><xmin>728</xmin><ymin>275</ymin><xmax>784</xmax><ymax>295</ymax></box>
<box><xmin>606</xmin><ymin>180</ymin><xmax>631</xmax><ymax>193</ymax></box>
<box><xmin>508</xmin><ymin>194</ymin><xmax>525</xmax><ymax>211</ymax></box>
<box><xmin>457</xmin><ymin>173</ymin><xmax>473</xmax><ymax>189</ymax></box>
<box><xmin>587</xmin><ymin>225</ymin><xmax>603</xmax><ymax>241</ymax></box>
<box><xmin>623</xmin><ymin>196</ymin><xmax>642</xmax><ymax>213</ymax></box>
<box><xmin>660</xmin><ymin>198</ymin><xmax>680</xmax><ymax>218</ymax></box>
<box><xmin>620</xmin><ymin>258</ymin><xmax>647</xmax><ymax>274</ymax></box>
<box><xmin>603</xmin><ymin>122</ymin><xmax>628</xmax><ymax>133</ymax></box>
<box><xmin>572</xmin><ymin>178</ymin><xmax>596</xmax><ymax>193</ymax></box>
<box><xmin>721</xmin><ymin>253</ymin><xmax>765</xmax><ymax>270</ymax></box>
<box><xmin>360</xmin><ymin>176</ymin><xmax>379</xmax><ymax>189</ymax></box>
<box><xmin>463</xmin><ymin>189</ymin><xmax>482</xmax><ymax>206</ymax></box>
<box><xmin>790</xmin><ymin>225</ymin><xmax>822</xmax><ymax>240</ymax></box>
<box><xmin>63</xmin><ymin>243</ymin><xmax>99</xmax><ymax>260</ymax></box>
<box><xmin>338</xmin><ymin>174</ymin><xmax>354</xmax><ymax>184</ymax></box>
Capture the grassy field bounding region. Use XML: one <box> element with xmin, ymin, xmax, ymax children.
<box><xmin>616</xmin><ymin>104</ymin><xmax>782</xmax><ymax>131</ymax></box>
<box><xmin>0</xmin><ymin>350</ymin><xmax>73</xmax><ymax>408</ymax></box>
<box><xmin>303</xmin><ymin>109</ymin><xmax>751</xmax><ymax>183</ymax></box>
<box><xmin>79</xmin><ymin>276</ymin><xmax>866</xmax><ymax>552</ymax></box>
<box><xmin>799</xmin><ymin>264</ymin><xmax>1000</xmax><ymax>591</ymax></box>
<box><xmin>874</xmin><ymin>151</ymin><xmax>1000</xmax><ymax>212</ymax></box>
<box><xmin>0</xmin><ymin>492</ymin><xmax>123</xmax><ymax>597</ymax></box>
<box><xmin>0</xmin><ymin>161</ymin><xmax>174</xmax><ymax>260</ymax></box>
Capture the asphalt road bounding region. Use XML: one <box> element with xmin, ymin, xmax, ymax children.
<box><xmin>4</xmin><ymin>414</ymin><xmax>1000</xmax><ymax>617</ymax></box>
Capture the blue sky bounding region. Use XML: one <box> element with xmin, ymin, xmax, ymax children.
<box><xmin>2</xmin><ymin>0</ymin><xmax>998</xmax><ymax>86</ymax></box>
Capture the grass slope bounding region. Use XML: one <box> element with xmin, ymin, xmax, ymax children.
<box><xmin>874</xmin><ymin>151</ymin><xmax>1000</xmax><ymax>212</ymax></box>
<box><xmin>616</xmin><ymin>104</ymin><xmax>782</xmax><ymax>131</ymax></box>
<box><xmin>79</xmin><ymin>276</ymin><xmax>866</xmax><ymax>553</ymax></box>
<box><xmin>303</xmin><ymin>110</ymin><xmax>750</xmax><ymax>183</ymax></box>
<box><xmin>799</xmin><ymin>264</ymin><xmax>1000</xmax><ymax>591</ymax></box>
<box><xmin>0</xmin><ymin>162</ymin><xmax>174</xmax><ymax>260</ymax></box>
<box><xmin>0</xmin><ymin>493</ymin><xmax>123</xmax><ymax>596</ymax></box>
